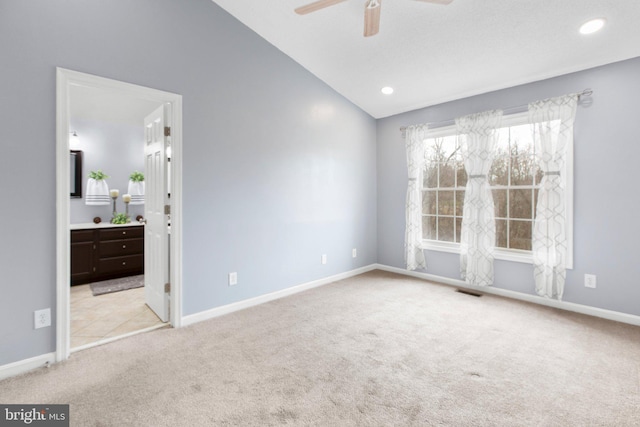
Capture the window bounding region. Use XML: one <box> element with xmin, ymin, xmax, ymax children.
<box><xmin>422</xmin><ymin>133</ymin><xmax>465</xmax><ymax>244</ymax></box>
<box><xmin>421</xmin><ymin>113</ymin><xmax>572</xmax><ymax>265</ymax></box>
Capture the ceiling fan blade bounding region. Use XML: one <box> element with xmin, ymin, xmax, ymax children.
<box><xmin>295</xmin><ymin>0</ymin><xmax>349</xmax><ymax>15</ymax></box>
<box><xmin>364</xmin><ymin>0</ymin><xmax>381</xmax><ymax>37</ymax></box>
<box><xmin>412</xmin><ymin>0</ymin><xmax>454</xmax><ymax>5</ymax></box>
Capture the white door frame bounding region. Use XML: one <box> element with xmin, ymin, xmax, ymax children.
<box><xmin>55</xmin><ymin>68</ymin><xmax>183</xmax><ymax>362</ymax></box>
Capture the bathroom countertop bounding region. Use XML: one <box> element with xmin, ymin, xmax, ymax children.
<box><xmin>70</xmin><ymin>222</ymin><xmax>145</xmax><ymax>230</ymax></box>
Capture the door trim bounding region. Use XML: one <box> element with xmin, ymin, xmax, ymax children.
<box><xmin>55</xmin><ymin>68</ymin><xmax>183</xmax><ymax>362</ymax></box>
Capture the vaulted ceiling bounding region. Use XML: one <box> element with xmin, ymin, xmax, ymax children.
<box><xmin>212</xmin><ymin>0</ymin><xmax>640</xmax><ymax>118</ymax></box>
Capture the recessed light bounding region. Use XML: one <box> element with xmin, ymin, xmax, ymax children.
<box><xmin>381</xmin><ymin>86</ymin><xmax>394</xmax><ymax>95</ymax></box>
<box><xmin>579</xmin><ymin>18</ymin><xmax>606</xmax><ymax>35</ymax></box>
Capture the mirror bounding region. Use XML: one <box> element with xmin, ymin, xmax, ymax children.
<box><xmin>70</xmin><ymin>150</ymin><xmax>83</xmax><ymax>198</ymax></box>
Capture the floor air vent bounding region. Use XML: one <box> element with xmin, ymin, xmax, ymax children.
<box><xmin>455</xmin><ymin>289</ymin><xmax>483</xmax><ymax>297</ymax></box>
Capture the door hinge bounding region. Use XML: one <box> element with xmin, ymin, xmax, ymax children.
<box><xmin>164</xmin><ymin>205</ymin><xmax>171</xmax><ymax>215</ymax></box>
<box><xmin>164</xmin><ymin>283</ymin><xmax>171</xmax><ymax>293</ymax></box>
<box><xmin>164</xmin><ymin>126</ymin><xmax>171</xmax><ymax>137</ymax></box>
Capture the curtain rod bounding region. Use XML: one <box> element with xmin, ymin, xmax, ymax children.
<box><xmin>399</xmin><ymin>88</ymin><xmax>593</xmax><ymax>134</ymax></box>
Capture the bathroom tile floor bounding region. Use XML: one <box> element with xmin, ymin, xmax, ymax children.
<box><xmin>71</xmin><ymin>283</ymin><xmax>165</xmax><ymax>348</ymax></box>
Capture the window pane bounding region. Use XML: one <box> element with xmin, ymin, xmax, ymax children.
<box><xmin>455</xmin><ymin>217</ymin><xmax>462</xmax><ymax>243</ymax></box>
<box><xmin>422</xmin><ymin>191</ymin><xmax>436</xmax><ymax>215</ymax></box>
<box><xmin>510</xmin><ymin>156</ymin><xmax>535</xmax><ymax>185</ymax></box>
<box><xmin>509</xmin><ymin>124</ymin><xmax>533</xmax><ymax>150</ymax></box>
<box><xmin>533</xmin><ymin>189</ymin><xmax>539</xmax><ymax>219</ymax></box>
<box><xmin>438</xmin><ymin>191</ymin><xmax>454</xmax><ymax>215</ymax></box>
<box><xmin>438</xmin><ymin>217</ymin><xmax>454</xmax><ymax>242</ymax></box>
<box><xmin>422</xmin><ymin>216</ymin><xmax>436</xmax><ymax>240</ymax></box>
<box><xmin>493</xmin><ymin>189</ymin><xmax>507</xmax><ymax>218</ymax></box>
<box><xmin>496</xmin><ymin>219</ymin><xmax>507</xmax><ymax>248</ymax></box>
<box><xmin>489</xmin><ymin>155</ymin><xmax>509</xmax><ymax>186</ymax></box>
<box><xmin>495</xmin><ymin>128</ymin><xmax>510</xmax><ymax>159</ymax></box>
<box><xmin>425</xmin><ymin>138</ymin><xmax>441</xmax><ymax>163</ymax></box>
<box><xmin>509</xmin><ymin>220</ymin><xmax>532</xmax><ymax>250</ymax></box>
<box><xmin>439</xmin><ymin>136</ymin><xmax>458</xmax><ymax>161</ymax></box>
<box><xmin>509</xmin><ymin>189</ymin><xmax>533</xmax><ymax>219</ymax></box>
<box><xmin>427</xmin><ymin>136</ymin><xmax>457</xmax><ymax>163</ymax></box>
<box><xmin>490</xmin><ymin>131</ymin><xmax>510</xmax><ymax>186</ymax></box>
<box><xmin>455</xmin><ymin>190</ymin><xmax>465</xmax><ymax>216</ymax></box>
<box><xmin>424</xmin><ymin>164</ymin><xmax>438</xmax><ymax>188</ymax></box>
<box><xmin>439</xmin><ymin>162</ymin><xmax>455</xmax><ymax>188</ymax></box>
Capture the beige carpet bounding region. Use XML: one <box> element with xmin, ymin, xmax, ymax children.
<box><xmin>2</xmin><ymin>270</ymin><xmax>639</xmax><ymax>426</ymax></box>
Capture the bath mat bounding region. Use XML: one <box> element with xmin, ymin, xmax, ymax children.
<box><xmin>90</xmin><ymin>275</ymin><xmax>144</xmax><ymax>296</ymax></box>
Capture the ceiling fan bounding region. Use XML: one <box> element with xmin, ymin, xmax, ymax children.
<box><xmin>295</xmin><ymin>0</ymin><xmax>454</xmax><ymax>37</ymax></box>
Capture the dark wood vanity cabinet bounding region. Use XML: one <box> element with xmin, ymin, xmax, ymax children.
<box><xmin>70</xmin><ymin>230</ymin><xmax>95</xmax><ymax>284</ymax></box>
<box><xmin>70</xmin><ymin>225</ymin><xmax>144</xmax><ymax>285</ymax></box>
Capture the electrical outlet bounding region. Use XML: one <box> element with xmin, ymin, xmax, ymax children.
<box><xmin>34</xmin><ymin>308</ymin><xmax>51</xmax><ymax>329</ymax></box>
<box><xmin>584</xmin><ymin>274</ymin><xmax>597</xmax><ymax>289</ymax></box>
<box><xmin>321</xmin><ymin>254</ymin><xmax>327</xmax><ymax>265</ymax></box>
<box><xmin>228</xmin><ymin>272</ymin><xmax>238</xmax><ymax>286</ymax></box>
<box><xmin>352</xmin><ymin>248</ymin><xmax>357</xmax><ymax>258</ymax></box>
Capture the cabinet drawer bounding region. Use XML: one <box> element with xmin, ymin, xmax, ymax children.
<box><xmin>100</xmin><ymin>226</ymin><xmax>144</xmax><ymax>241</ymax></box>
<box><xmin>100</xmin><ymin>238</ymin><xmax>143</xmax><ymax>257</ymax></box>
<box><xmin>71</xmin><ymin>229</ymin><xmax>95</xmax><ymax>243</ymax></box>
<box><xmin>98</xmin><ymin>254</ymin><xmax>144</xmax><ymax>275</ymax></box>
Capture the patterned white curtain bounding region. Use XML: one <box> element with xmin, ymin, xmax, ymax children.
<box><xmin>529</xmin><ymin>94</ymin><xmax>577</xmax><ymax>299</ymax></box>
<box><xmin>456</xmin><ymin>110</ymin><xmax>503</xmax><ymax>286</ymax></box>
<box><xmin>405</xmin><ymin>125</ymin><xmax>428</xmax><ymax>270</ymax></box>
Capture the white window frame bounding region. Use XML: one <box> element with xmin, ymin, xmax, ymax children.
<box><xmin>420</xmin><ymin>112</ymin><xmax>574</xmax><ymax>269</ymax></box>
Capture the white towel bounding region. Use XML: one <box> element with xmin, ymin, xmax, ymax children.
<box><xmin>128</xmin><ymin>180</ymin><xmax>145</xmax><ymax>205</ymax></box>
<box><xmin>86</xmin><ymin>178</ymin><xmax>110</xmax><ymax>205</ymax></box>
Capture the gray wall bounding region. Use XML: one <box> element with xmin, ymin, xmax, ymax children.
<box><xmin>70</xmin><ymin>118</ymin><xmax>145</xmax><ymax>224</ymax></box>
<box><xmin>377</xmin><ymin>57</ymin><xmax>640</xmax><ymax>317</ymax></box>
<box><xmin>0</xmin><ymin>0</ymin><xmax>377</xmax><ymax>365</ymax></box>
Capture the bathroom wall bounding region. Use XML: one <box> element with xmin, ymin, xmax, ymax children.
<box><xmin>70</xmin><ymin>118</ymin><xmax>146</xmax><ymax>224</ymax></box>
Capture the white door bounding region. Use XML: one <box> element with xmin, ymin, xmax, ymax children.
<box><xmin>144</xmin><ymin>104</ymin><xmax>169</xmax><ymax>322</ymax></box>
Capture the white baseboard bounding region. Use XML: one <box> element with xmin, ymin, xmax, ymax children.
<box><xmin>374</xmin><ymin>263</ymin><xmax>640</xmax><ymax>327</ymax></box>
<box><xmin>0</xmin><ymin>352</ymin><xmax>56</xmax><ymax>382</ymax></box>
<box><xmin>181</xmin><ymin>265</ymin><xmax>377</xmax><ymax>327</ymax></box>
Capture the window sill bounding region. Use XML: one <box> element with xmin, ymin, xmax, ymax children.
<box><xmin>421</xmin><ymin>240</ymin><xmax>573</xmax><ymax>269</ymax></box>
<box><xmin>421</xmin><ymin>241</ymin><xmax>533</xmax><ymax>265</ymax></box>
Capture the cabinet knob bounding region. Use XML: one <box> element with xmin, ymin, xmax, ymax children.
<box><xmin>122</xmin><ymin>231</ymin><xmax>127</xmax><ymax>235</ymax></box>
<box><xmin>122</xmin><ymin>262</ymin><xmax>126</xmax><ymax>265</ymax></box>
<box><xmin>122</xmin><ymin>245</ymin><xmax>126</xmax><ymax>249</ymax></box>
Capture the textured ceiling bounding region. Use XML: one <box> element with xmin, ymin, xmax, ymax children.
<box><xmin>211</xmin><ymin>0</ymin><xmax>640</xmax><ymax>118</ymax></box>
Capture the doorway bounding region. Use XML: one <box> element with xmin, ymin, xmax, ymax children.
<box><xmin>68</xmin><ymin>91</ymin><xmax>162</xmax><ymax>348</ymax></box>
<box><xmin>56</xmin><ymin>68</ymin><xmax>183</xmax><ymax>361</ymax></box>
<box><xmin>69</xmin><ymin>282</ymin><xmax>162</xmax><ymax>348</ymax></box>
